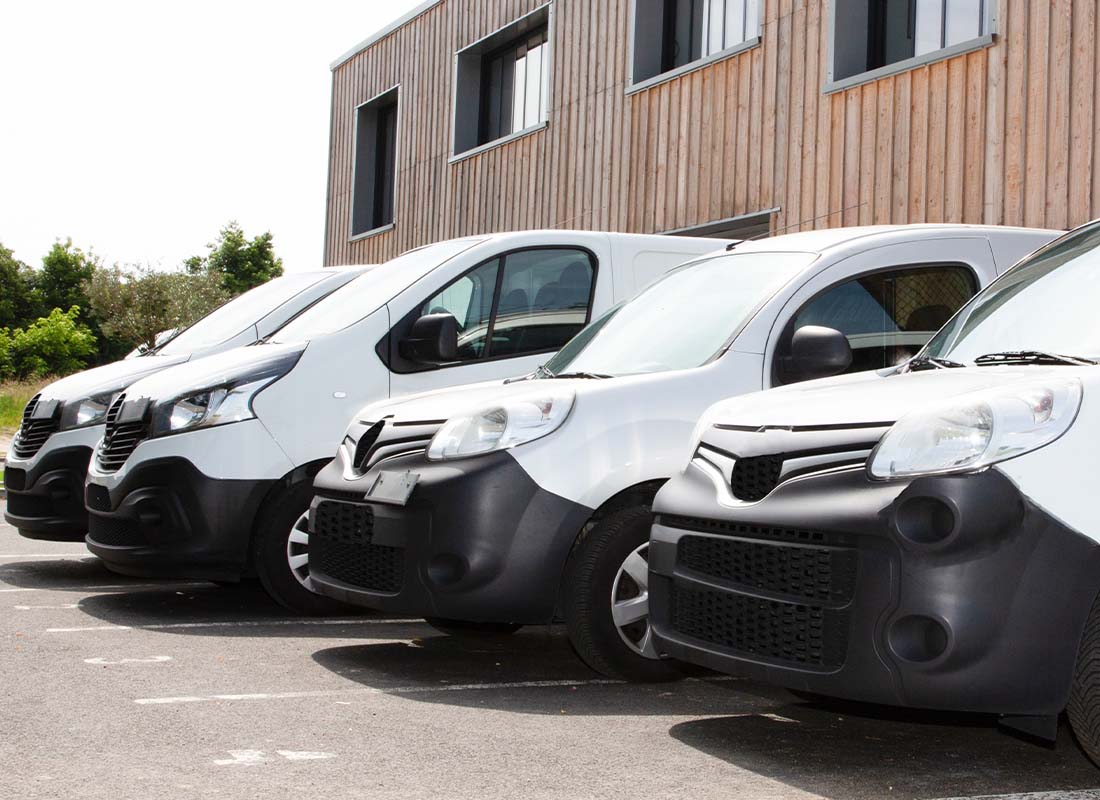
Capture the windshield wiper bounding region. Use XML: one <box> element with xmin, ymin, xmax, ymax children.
<box><xmin>552</xmin><ymin>371</ymin><xmax>613</xmax><ymax>380</ymax></box>
<box><xmin>906</xmin><ymin>355</ymin><xmax>966</xmax><ymax>372</ymax></box>
<box><xmin>974</xmin><ymin>350</ymin><xmax>1097</xmax><ymax>367</ymax></box>
<box><xmin>506</xmin><ymin>364</ymin><xmax>554</xmax><ymax>384</ymax></box>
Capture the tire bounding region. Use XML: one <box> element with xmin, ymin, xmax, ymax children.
<box><xmin>563</xmin><ymin>506</ymin><xmax>682</xmax><ymax>682</ymax></box>
<box><xmin>251</xmin><ymin>481</ymin><xmax>359</xmax><ymax>617</ymax></box>
<box><xmin>425</xmin><ymin>617</ymin><xmax>523</xmax><ymax>636</ymax></box>
<box><xmin>1069</xmin><ymin>590</ymin><xmax>1100</xmax><ymax>767</ymax></box>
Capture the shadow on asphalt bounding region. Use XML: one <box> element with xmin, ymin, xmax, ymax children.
<box><xmin>669</xmin><ymin>697</ymin><xmax>1100</xmax><ymax>800</ymax></box>
<box><xmin>310</xmin><ymin>632</ymin><xmax>778</xmax><ymax>716</ymax></box>
<box><xmin>0</xmin><ymin>556</ymin><xmax>143</xmax><ymax>589</ymax></box>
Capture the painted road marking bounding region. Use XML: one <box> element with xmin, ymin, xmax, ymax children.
<box><xmin>933</xmin><ymin>792</ymin><xmax>1100</xmax><ymax>800</ymax></box>
<box><xmin>213</xmin><ymin>750</ymin><xmax>336</xmax><ymax>766</ymax></box>
<box><xmin>15</xmin><ymin>603</ymin><xmax>80</xmax><ymax>610</ymax></box>
<box><xmin>47</xmin><ymin>618</ymin><xmax>425</xmax><ymax>633</ymax></box>
<box><xmin>85</xmin><ymin>656</ymin><xmax>173</xmax><ymax>665</ymax></box>
<box><xmin>0</xmin><ymin>582</ymin><xmax>209</xmax><ymax>594</ymax></box>
<box><xmin>0</xmin><ymin>554</ymin><xmax>93</xmax><ymax>559</ymax></box>
<box><xmin>135</xmin><ymin>676</ymin><xmax>746</xmax><ymax>705</ymax></box>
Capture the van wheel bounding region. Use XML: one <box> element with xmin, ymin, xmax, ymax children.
<box><xmin>252</xmin><ymin>482</ymin><xmax>358</xmax><ymax>617</ymax></box>
<box><xmin>425</xmin><ymin>617</ymin><xmax>523</xmax><ymax>636</ymax></box>
<box><xmin>1069</xmin><ymin>591</ymin><xmax>1100</xmax><ymax>766</ymax></box>
<box><xmin>563</xmin><ymin>506</ymin><xmax>682</xmax><ymax>682</ymax></box>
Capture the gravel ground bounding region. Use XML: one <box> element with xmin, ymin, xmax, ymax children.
<box><xmin>2</xmin><ymin>501</ymin><xmax>1100</xmax><ymax>800</ymax></box>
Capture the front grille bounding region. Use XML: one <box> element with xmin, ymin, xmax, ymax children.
<box><xmin>730</xmin><ymin>455</ymin><xmax>783</xmax><ymax>502</ymax></box>
<box><xmin>669</xmin><ymin>583</ymin><xmax>850</xmax><ymax>669</ymax></box>
<box><xmin>12</xmin><ymin>395</ymin><xmax>60</xmax><ymax>460</ymax></box>
<box><xmin>3</xmin><ymin>468</ymin><xmax>27</xmax><ymax>492</ymax></box>
<box><xmin>353</xmin><ymin>421</ymin><xmax>385</xmax><ymax>471</ymax></box>
<box><xmin>311</xmin><ymin>501</ymin><xmax>403</xmax><ymax>593</ymax></box>
<box><xmin>85</xmin><ymin>483</ymin><xmax>112</xmax><ymax>512</ymax></box>
<box><xmin>677</xmin><ymin>535</ymin><xmax>857</xmax><ymax>605</ymax></box>
<box><xmin>350</xmin><ymin>419</ymin><xmax>439</xmax><ymax>474</ymax></box>
<box><xmin>96</xmin><ymin>395</ymin><xmax>148</xmax><ymax>472</ymax></box>
<box><xmin>87</xmin><ymin>515</ymin><xmax>147</xmax><ymax>547</ymax></box>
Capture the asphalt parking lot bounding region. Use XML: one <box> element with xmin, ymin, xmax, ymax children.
<box><xmin>3</xmin><ymin>501</ymin><xmax>1100</xmax><ymax>800</ymax></box>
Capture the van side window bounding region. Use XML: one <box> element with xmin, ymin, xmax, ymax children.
<box><xmin>421</xmin><ymin>258</ymin><xmax>500</xmax><ymax>360</ymax></box>
<box><xmin>490</xmin><ymin>249</ymin><xmax>595</xmax><ymax>357</ymax></box>
<box><xmin>776</xmin><ymin>264</ymin><xmax>977</xmax><ymax>382</ymax></box>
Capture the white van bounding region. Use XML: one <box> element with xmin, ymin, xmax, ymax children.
<box><xmin>305</xmin><ymin>224</ymin><xmax>1056</xmax><ymax>680</ymax></box>
<box><xmin>4</xmin><ymin>266</ymin><xmax>369</xmax><ymax>541</ymax></box>
<box><xmin>82</xmin><ymin>231</ymin><xmax>726</xmax><ymax>613</ymax></box>
<box><xmin>647</xmin><ymin>220</ymin><xmax>1100</xmax><ymax>766</ymax></box>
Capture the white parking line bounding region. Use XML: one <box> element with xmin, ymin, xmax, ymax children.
<box><xmin>134</xmin><ymin>676</ymin><xmax>744</xmax><ymax>705</ymax></box>
<box><xmin>47</xmin><ymin>618</ymin><xmax>425</xmax><ymax>633</ymax></box>
<box><xmin>15</xmin><ymin>603</ymin><xmax>80</xmax><ymax>610</ymax></box>
<box><xmin>0</xmin><ymin>582</ymin><xmax>209</xmax><ymax>594</ymax></box>
<box><xmin>932</xmin><ymin>792</ymin><xmax>1100</xmax><ymax>800</ymax></box>
<box><xmin>0</xmin><ymin>554</ymin><xmax>92</xmax><ymax>559</ymax></box>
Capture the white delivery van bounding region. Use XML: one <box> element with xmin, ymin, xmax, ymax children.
<box><xmin>82</xmin><ymin>230</ymin><xmax>727</xmax><ymax>613</ymax></box>
<box><xmin>4</xmin><ymin>266</ymin><xmax>370</xmax><ymax>541</ymax></box>
<box><xmin>305</xmin><ymin>224</ymin><xmax>1056</xmax><ymax>680</ymax></box>
<box><xmin>648</xmin><ymin>219</ymin><xmax>1100</xmax><ymax>766</ymax></box>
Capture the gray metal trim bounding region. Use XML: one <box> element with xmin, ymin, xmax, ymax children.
<box><xmin>625</xmin><ymin>36</ymin><xmax>762</xmax><ymax>96</ymax></box>
<box><xmin>331</xmin><ymin>0</ymin><xmax>445</xmax><ymax>71</ymax></box>
<box><xmin>348</xmin><ymin>223</ymin><xmax>396</xmax><ymax>243</ymax></box>
<box><xmin>823</xmin><ymin>34</ymin><xmax>995</xmax><ymax>94</ymax></box>
<box><xmin>448</xmin><ymin>121</ymin><xmax>550</xmax><ymax>165</ymax></box>
<box><xmin>660</xmin><ymin>208</ymin><xmax>780</xmax><ymax>237</ymax></box>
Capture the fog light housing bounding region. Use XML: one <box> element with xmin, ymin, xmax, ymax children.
<box><xmin>889</xmin><ymin>615</ymin><xmax>950</xmax><ymax>663</ymax></box>
<box><xmin>893</xmin><ymin>496</ymin><xmax>958</xmax><ymax>545</ymax></box>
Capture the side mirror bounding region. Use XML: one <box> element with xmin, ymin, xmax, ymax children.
<box><xmin>788</xmin><ymin>325</ymin><xmax>853</xmax><ymax>382</ymax></box>
<box><xmin>400</xmin><ymin>313</ymin><xmax>458</xmax><ymax>363</ymax></box>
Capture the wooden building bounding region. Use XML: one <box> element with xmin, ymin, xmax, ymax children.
<box><xmin>324</xmin><ymin>0</ymin><xmax>1099</xmax><ymax>265</ymax></box>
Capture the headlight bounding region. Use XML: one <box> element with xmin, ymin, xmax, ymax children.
<box><xmin>60</xmin><ymin>392</ymin><xmax>118</xmax><ymax>430</ymax></box>
<box><xmin>868</xmin><ymin>379</ymin><xmax>1082</xmax><ymax>480</ymax></box>
<box><xmin>427</xmin><ymin>389</ymin><xmax>576</xmax><ymax>461</ymax></box>
<box><xmin>149</xmin><ymin>351</ymin><xmax>300</xmax><ymax>437</ymax></box>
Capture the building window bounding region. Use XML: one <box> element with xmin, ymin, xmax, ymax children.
<box><xmin>454</xmin><ymin>7</ymin><xmax>551</xmax><ymax>157</ymax></box>
<box><xmin>832</xmin><ymin>0</ymin><xmax>988</xmax><ymax>83</ymax></box>
<box><xmin>632</xmin><ymin>0</ymin><xmax>760</xmax><ymax>85</ymax></box>
<box><xmin>351</xmin><ymin>87</ymin><xmax>398</xmax><ymax>237</ymax></box>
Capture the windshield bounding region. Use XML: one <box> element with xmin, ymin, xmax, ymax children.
<box><xmin>923</xmin><ymin>222</ymin><xmax>1100</xmax><ymax>364</ymax></box>
<box><xmin>271</xmin><ymin>239</ymin><xmax>483</xmax><ymax>343</ymax></box>
<box><xmin>157</xmin><ymin>272</ymin><xmax>328</xmax><ymax>355</ymax></box>
<box><xmin>543</xmin><ymin>251</ymin><xmax>818</xmax><ymax>376</ymax></box>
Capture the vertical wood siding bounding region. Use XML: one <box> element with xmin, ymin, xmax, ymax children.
<box><xmin>325</xmin><ymin>0</ymin><xmax>1100</xmax><ymax>265</ymax></box>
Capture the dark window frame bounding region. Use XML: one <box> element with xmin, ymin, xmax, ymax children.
<box><xmin>350</xmin><ymin>86</ymin><xmax>400</xmax><ymax>239</ymax></box>
<box><xmin>376</xmin><ymin>245</ymin><xmax>600</xmax><ymax>374</ymax></box>
<box><xmin>770</xmin><ymin>261</ymin><xmax>980</xmax><ymax>386</ymax></box>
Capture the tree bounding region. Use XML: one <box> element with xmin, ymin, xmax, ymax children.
<box><xmin>5</xmin><ymin>307</ymin><xmax>97</xmax><ymax>379</ymax></box>
<box><xmin>38</xmin><ymin>239</ymin><xmax>98</xmax><ymax>319</ymax></box>
<box><xmin>85</xmin><ymin>264</ymin><xmax>229</xmax><ymax>352</ymax></box>
<box><xmin>186</xmin><ymin>221</ymin><xmax>284</xmax><ymax>295</ymax></box>
<box><xmin>0</xmin><ymin>243</ymin><xmax>41</xmax><ymax>330</ymax></box>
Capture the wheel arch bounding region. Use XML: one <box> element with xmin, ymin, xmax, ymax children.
<box><xmin>244</xmin><ymin>458</ymin><xmax>333</xmax><ymax>571</ymax></box>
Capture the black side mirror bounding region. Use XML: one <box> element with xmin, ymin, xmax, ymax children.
<box><xmin>400</xmin><ymin>313</ymin><xmax>459</xmax><ymax>363</ymax></box>
<box><xmin>788</xmin><ymin>325</ymin><xmax>853</xmax><ymax>382</ymax></box>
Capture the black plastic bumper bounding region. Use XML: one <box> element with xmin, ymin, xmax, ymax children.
<box><xmin>84</xmin><ymin>458</ymin><xmax>276</xmax><ymax>581</ymax></box>
<box><xmin>3</xmin><ymin>446</ymin><xmax>93</xmax><ymax>541</ymax></box>
<box><xmin>308</xmin><ymin>450</ymin><xmax>593</xmax><ymax>624</ymax></box>
<box><xmin>649</xmin><ymin>465</ymin><xmax>1100</xmax><ymax>718</ymax></box>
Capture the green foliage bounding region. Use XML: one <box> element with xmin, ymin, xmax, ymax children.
<box><xmin>0</xmin><ymin>243</ymin><xmax>42</xmax><ymax>330</ymax></box>
<box><xmin>38</xmin><ymin>240</ymin><xmax>98</xmax><ymax>316</ymax></box>
<box><xmin>0</xmin><ymin>376</ymin><xmax>49</xmax><ymax>433</ymax></box>
<box><xmin>1</xmin><ymin>307</ymin><xmax>97</xmax><ymax>380</ymax></box>
<box><xmin>85</xmin><ymin>264</ymin><xmax>229</xmax><ymax>352</ymax></box>
<box><xmin>187</xmin><ymin>221</ymin><xmax>284</xmax><ymax>295</ymax></box>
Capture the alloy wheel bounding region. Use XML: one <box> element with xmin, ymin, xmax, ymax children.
<box><xmin>611</xmin><ymin>542</ymin><xmax>659</xmax><ymax>659</ymax></box>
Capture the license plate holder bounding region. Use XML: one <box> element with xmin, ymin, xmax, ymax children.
<box><xmin>366</xmin><ymin>470</ymin><xmax>419</xmax><ymax>506</ymax></box>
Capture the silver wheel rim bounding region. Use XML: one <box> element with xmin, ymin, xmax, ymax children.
<box><xmin>611</xmin><ymin>542</ymin><xmax>659</xmax><ymax>659</ymax></box>
<box><xmin>286</xmin><ymin>511</ymin><xmax>311</xmax><ymax>589</ymax></box>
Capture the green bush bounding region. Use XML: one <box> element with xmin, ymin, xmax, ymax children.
<box><xmin>3</xmin><ymin>307</ymin><xmax>97</xmax><ymax>380</ymax></box>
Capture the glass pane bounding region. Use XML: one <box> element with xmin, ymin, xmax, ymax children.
<box><xmin>724</xmin><ymin>0</ymin><xmax>745</xmax><ymax>46</ymax></box>
<box><xmin>524</xmin><ymin>44</ymin><xmax>543</xmax><ymax>128</ymax></box>
<box><xmin>704</xmin><ymin>0</ymin><xmax>726</xmax><ymax>55</ymax></box>
<box><xmin>914</xmin><ymin>0</ymin><xmax>944</xmax><ymax>55</ymax></box>
<box><xmin>945</xmin><ymin>0</ymin><xmax>982</xmax><ymax>45</ymax></box>
<box><xmin>540</xmin><ymin>41</ymin><xmax>550</xmax><ymax>120</ymax></box>
<box><xmin>744</xmin><ymin>0</ymin><xmax>759</xmax><ymax>37</ymax></box>
<box><xmin>511</xmin><ymin>54</ymin><xmax>527</xmax><ymax>134</ymax></box>
<box><xmin>488</xmin><ymin>249</ymin><xmax>595</xmax><ymax>357</ymax></box>
<box><xmin>422</xmin><ymin>258</ymin><xmax>500</xmax><ymax>361</ymax></box>
<box><xmin>788</xmin><ymin>265</ymin><xmax>977</xmax><ymax>377</ymax></box>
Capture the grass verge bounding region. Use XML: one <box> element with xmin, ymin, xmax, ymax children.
<box><xmin>0</xmin><ymin>377</ymin><xmax>53</xmax><ymax>437</ymax></box>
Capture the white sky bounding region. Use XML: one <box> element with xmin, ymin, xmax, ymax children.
<box><xmin>0</xmin><ymin>0</ymin><xmax>424</xmax><ymax>273</ymax></box>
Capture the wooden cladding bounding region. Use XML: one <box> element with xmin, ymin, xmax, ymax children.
<box><xmin>325</xmin><ymin>0</ymin><xmax>1100</xmax><ymax>265</ymax></box>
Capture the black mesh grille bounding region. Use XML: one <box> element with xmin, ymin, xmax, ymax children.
<box><xmin>5</xmin><ymin>492</ymin><xmax>54</xmax><ymax>518</ymax></box>
<box><xmin>730</xmin><ymin>455</ymin><xmax>784</xmax><ymax>502</ymax></box>
<box><xmin>87</xmin><ymin>515</ymin><xmax>147</xmax><ymax>547</ymax></box>
<box><xmin>669</xmin><ymin>583</ymin><xmax>850</xmax><ymax>668</ymax></box>
<box><xmin>677</xmin><ymin>535</ymin><xmax>857</xmax><ymax>605</ymax></box>
<box><xmin>659</xmin><ymin>514</ymin><xmax>853</xmax><ymax>547</ymax></box>
<box><xmin>311</xmin><ymin>501</ymin><xmax>403</xmax><ymax>593</ymax></box>
<box><xmin>3</xmin><ymin>468</ymin><xmax>27</xmax><ymax>492</ymax></box>
<box><xmin>85</xmin><ymin>483</ymin><xmax>112</xmax><ymax>512</ymax></box>
<box><xmin>96</xmin><ymin>395</ymin><xmax>148</xmax><ymax>472</ymax></box>
<box><xmin>12</xmin><ymin>395</ymin><xmax>61</xmax><ymax>460</ymax></box>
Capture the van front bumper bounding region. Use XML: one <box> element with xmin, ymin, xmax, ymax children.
<box><xmin>3</xmin><ymin>426</ymin><xmax>102</xmax><ymax>541</ymax></box>
<box><xmin>649</xmin><ymin>464</ymin><xmax>1100</xmax><ymax>718</ymax></box>
<box><xmin>84</xmin><ymin>458</ymin><xmax>276</xmax><ymax>581</ymax></box>
<box><xmin>308</xmin><ymin>450</ymin><xmax>592</xmax><ymax>624</ymax></box>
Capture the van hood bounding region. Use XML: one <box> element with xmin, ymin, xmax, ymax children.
<box><xmin>120</xmin><ymin>342</ymin><xmax>304</xmax><ymax>404</ymax></box>
<box><xmin>38</xmin><ymin>354</ymin><xmax>190</xmax><ymax>404</ymax></box>
<box><xmin>703</xmin><ymin>365</ymin><xmax>1097</xmax><ymax>429</ymax></box>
